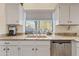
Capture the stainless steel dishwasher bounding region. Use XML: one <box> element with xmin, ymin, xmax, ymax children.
<box><xmin>51</xmin><ymin>40</ymin><xmax>72</xmax><ymax>56</ymax></box>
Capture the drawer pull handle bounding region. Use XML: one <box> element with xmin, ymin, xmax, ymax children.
<box><xmin>36</xmin><ymin>48</ymin><xmax>38</xmax><ymax>51</ymax></box>
<box><xmin>18</xmin><ymin>47</ymin><xmax>21</xmax><ymax>50</ymax></box>
<box><xmin>3</xmin><ymin>48</ymin><xmax>6</xmax><ymax>51</ymax></box>
<box><xmin>7</xmin><ymin>48</ymin><xmax>10</xmax><ymax>50</ymax></box>
<box><xmin>5</xmin><ymin>42</ymin><xmax>10</xmax><ymax>44</ymax></box>
<box><xmin>32</xmin><ymin>48</ymin><xmax>34</xmax><ymax>51</ymax></box>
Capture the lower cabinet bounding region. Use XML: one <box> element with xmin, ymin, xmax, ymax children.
<box><xmin>75</xmin><ymin>41</ymin><xmax>79</xmax><ymax>56</ymax></box>
<box><xmin>0</xmin><ymin>45</ymin><xmax>18</xmax><ymax>56</ymax></box>
<box><xmin>19</xmin><ymin>45</ymin><xmax>35</xmax><ymax>56</ymax></box>
<box><xmin>35</xmin><ymin>45</ymin><xmax>50</xmax><ymax>56</ymax></box>
<box><xmin>76</xmin><ymin>48</ymin><xmax>79</xmax><ymax>56</ymax></box>
<box><xmin>6</xmin><ymin>46</ymin><xmax>19</xmax><ymax>56</ymax></box>
<box><xmin>19</xmin><ymin>45</ymin><xmax>50</xmax><ymax>56</ymax></box>
<box><xmin>0</xmin><ymin>46</ymin><xmax>6</xmax><ymax>56</ymax></box>
<box><xmin>0</xmin><ymin>41</ymin><xmax>50</xmax><ymax>56</ymax></box>
<box><xmin>72</xmin><ymin>41</ymin><xmax>79</xmax><ymax>56</ymax></box>
<box><xmin>18</xmin><ymin>41</ymin><xmax>50</xmax><ymax>56</ymax></box>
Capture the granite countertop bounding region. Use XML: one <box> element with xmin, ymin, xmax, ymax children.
<box><xmin>0</xmin><ymin>34</ymin><xmax>78</xmax><ymax>41</ymax></box>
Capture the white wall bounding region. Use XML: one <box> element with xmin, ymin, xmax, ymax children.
<box><xmin>0</xmin><ymin>4</ymin><xmax>7</xmax><ymax>34</ymax></box>
<box><xmin>23</xmin><ymin>3</ymin><xmax>57</xmax><ymax>10</ymax></box>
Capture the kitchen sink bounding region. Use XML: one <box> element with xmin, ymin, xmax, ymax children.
<box><xmin>26</xmin><ymin>35</ymin><xmax>47</xmax><ymax>38</ymax></box>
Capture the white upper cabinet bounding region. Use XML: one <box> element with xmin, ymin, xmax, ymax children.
<box><xmin>6</xmin><ymin>3</ymin><xmax>24</xmax><ymax>25</ymax></box>
<box><xmin>54</xmin><ymin>4</ymin><xmax>70</xmax><ymax>25</ymax></box>
<box><xmin>70</xmin><ymin>4</ymin><xmax>79</xmax><ymax>25</ymax></box>
<box><xmin>54</xmin><ymin>3</ymin><xmax>79</xmax><ymax>25</ymax></box>
<box><xmin>59</xmin><ymin>4</ymin><xmax>70</xmax><ymax>25</ymax></box>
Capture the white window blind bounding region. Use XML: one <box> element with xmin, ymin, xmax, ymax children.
<box><xmin>26</xmin><ymin>10</ymin><xmax>53</xmax><ymax>20</ymax></box>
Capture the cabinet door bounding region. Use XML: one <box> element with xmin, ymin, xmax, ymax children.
<box><xmin>6</xmin><ymin>4</ymin><xmax>19</xmax><ymax>24</ymax></box>
<box><xmin>19</xmin><ymin>4</ymin><xmax>24</xmax><ymax>25</ymax></box>
<box><xmin>76</xmin><ymin>48</ymin><xmax>79</xmax><ymax>56</ymax></box>
<box><xmin>54</xmin><ymin>5</ymin><xmax>60</xmax><ymax>25</ymax></box>
<box><xmin>59</xmin><ymin>4</ymin><xmax>70</xmax><ymax>25</ymax></box>
<box><xmin>70</xmin><ymin>4</ymin><xmax>79</xmax><ymax>24</ymax></box>
<box><xmin>0</xmin><ymin>46</ymin><xmax>6</xmax><ymax>56</ymax></box>
<box><xmin>75</xmin><ymin>42</ymin><xmax>79</xmax><ymax>56</ymax></box>
<box><xmin>35</xmin><ymin>45</ymin><xmax>50</xmax><ymax>56</ymax></box>
<box><xmin>20</xmin><ymin>45</ymin><xmax>35</xmax><ymax>56</ymax></box>
<box><xmin>72</xmin><ymin>41</ymin><xmax>76</xmax><ymax>56</ymax></box>
<box><xmin>6</xmin><ymin>45</ymin><xmax>18</xmax><ymax>56</ymax></box>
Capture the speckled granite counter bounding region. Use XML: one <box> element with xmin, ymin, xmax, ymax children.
<box><xmin>0</xmin><ymin>34</ymin><xmax>78</xmax><ymax>41</ymax></box>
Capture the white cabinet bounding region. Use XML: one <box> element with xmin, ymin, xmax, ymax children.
<box><xmin>6</xmin><ymin>46</ymin><xmax>18</xmax><ymax>56</ymax></box>
<box><xmin>58</xmin><ymin>4</ymin><xmax>70</xmax><ymax>25</ymax></box>
<box><xmin>75</xmin><ymin>42</ymin><xmax>79</xmax><ymax>56</ymax></box>
<box><xmin>76</xmin><ymin>48</ymin><xmax>79</xmax><ymax>56</ymax></box>
<box><xmin>19</xmin><ymin>5</ymin><xmax>24</xmax><ymax>25</ymax></box>
<box><xmin>72</xmin><ymin>41</ymin><xmax>79</xmax><ymax>56</ymax></box>
<box><xmin>19</xmin><ymin>45</ymin><xmax>50</xmax><ymax>56</ymax></box>
<box><xmin>0</xmin><ymin>41</ymin><xmax>19</xmax><ymax>56</ymax></box>
<box><xmin>54</xmin><ymin>4</ymin><xmax>70</xmax><ymax>25</ymax></box>
<box><xmin>70</xmin><ymin>4</ymin><xmax>79</xmax><ymax>25</ymax></box>
<box><xmin>0</xmin><ymin>41</ymin><xmax>50</xmax><ymax>56</ymax></box>
<box><xmin>54</xmin><ymin>3</ymin><xmax>79</xmax><ymax>25</ymax></box>
<box><xmin>0</xmin><ymin>46</ymin><xmax>6</xmax><ymax>56</ymax></box>
<box><xmin>0</xmin><ymin>45</ymin><xmax>18</xmax><ymax>56</ymax></box>
<box><xmin>35</xmin><ymin>45</ymin><xmax>50</xmax><ymax>56</ymax></box>
<box><xmin>20</xmin><ymin>45</ymin><xmax>35</xmax><ymax>56</ymax></box>
<box><xmin>6</xmin><ymin>3</ymin><xmax>24</xmax><ymax>25</ymax></box>
<box><xmin>72</xmin><ymin>41</ymin><xmax>76</xmax><ymax>56</ymax></box>
<box><xmin>19</xmin><ymin>41</ymin><xmax>50</xmax><ymax>56</ymax></box>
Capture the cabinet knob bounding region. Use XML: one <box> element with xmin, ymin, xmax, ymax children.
<box><xmin>5</xmin><ymin>42</ymin><xmax>10</xmax><ymax>44</ymax></box>
<box><xmin>32</xmin><ymin>48</ymin><xmax>34</xmax><ymax>51</ymax></box>
<box><xmin>69</xmin><ymin>21</ymin><xmax>72</xmax><ymax>23</ymax></box>
<box><xmin>35</xmin><ymin>48</ymin><xmax>38</xmax><ymax>51</ymax></box>
<box><xmin>3</xmin><ymin>48</ymin><xmax>6</xmax><ymax>51</ymax></box>
<box><xmin>68</xmin><ymin>21</ymin><xmax>72</xmax><ymax>23</ymax></box>
<box><xmin>7</xmin><ymin>48</ymin><xmax>10</xmax><ymax>50</ymax></box>
<box><xmin>18</xmin><ymin>47</ymin><xmax>21</xmax><ymax>50</ymax></box>
<box><xmin>16</xmin><ymin>20</ymin><xmax>19</xmax><ymax>23</ymax></box>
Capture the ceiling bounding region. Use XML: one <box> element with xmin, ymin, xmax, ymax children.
<box><xmin>23</xmin><ymin>3</ymin><xmax>57</xmax><ymax>10</ymax></box>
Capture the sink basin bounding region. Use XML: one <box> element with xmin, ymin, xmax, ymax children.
<box><xmin>26</xmin><ymin>35</ymin><xmax>47</xmax><ymax>38</ymax></box>
<box><xmin>36</xmin><ymin>36</ymin><xmax>47</xmax><ymax>38</ymax></box>
<box><xmin>26</xmin><ymin>36</ymin><xmax>36</xmax><ymax>38</ymax></box>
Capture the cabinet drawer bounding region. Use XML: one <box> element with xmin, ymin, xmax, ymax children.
<box><xmin>0</xmin><ymin>41</ymin><xmax>50</xmax><ymax>45</ymax></box>
<box><xmin>0</xmin><ymin>41</ymin><xmax>19</xmax><ymax>45</ymax></box>
<box><xmin>19</xmin><ymin>41</ymin><xmax>50</xmax><ymax>45</ymax></box>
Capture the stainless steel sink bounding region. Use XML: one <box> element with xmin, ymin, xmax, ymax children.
<box><xmin>26</xmin><ymin>35</ymin><xmax>47</xmax><ymax>38</ymax></box>
<box><xmin>26</xmin><ymin>36</ymin><xmax>36</xmax><ymax>38</ymax></box>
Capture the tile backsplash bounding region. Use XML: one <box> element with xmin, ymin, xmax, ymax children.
<box><xmin>54</xmin><ymin>26</ymin><xmax>79</xmax><ymax>35</ymax></box>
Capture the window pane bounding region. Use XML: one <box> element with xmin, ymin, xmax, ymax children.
<box><xmin>25</xmin><ymin>20</ymin><xmax>53</xmax><ymax>34</ymax></box>
<box><xmin>39</xmin><ymin>20</ymin><xmax>53</xmax><ymax>34</ymax></box>
<box><xmin>25</xmin><ymin>20</ymin><xmax>36</xmax><ymax>34</ymax></box>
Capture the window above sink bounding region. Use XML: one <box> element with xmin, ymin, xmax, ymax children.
<box><xmin>25</xmin><ymin>20</ymin><xmax>53</xmax><ymax>34</ymax></box>
<box><xmin>25</xmin><ymin>10</ymin><xmax>53</xmax><ymax>35</ymax></box>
